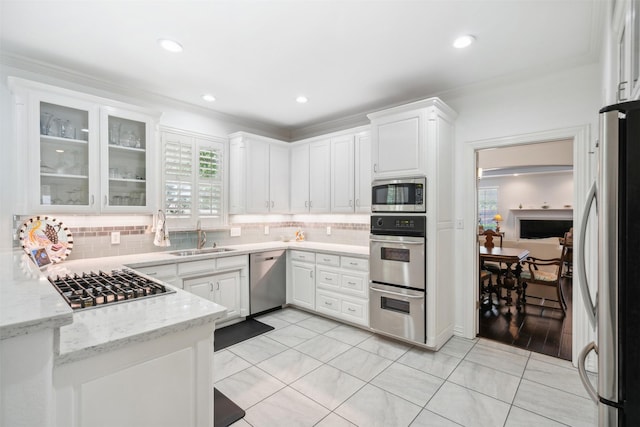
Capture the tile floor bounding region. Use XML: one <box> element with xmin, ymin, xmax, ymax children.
<box><xmin>214</xmin><ymin>308</ymin><xmax>598</xmax><ymax>427</ymax></box>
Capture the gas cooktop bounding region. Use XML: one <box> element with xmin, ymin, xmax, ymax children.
<box><xmin>48</xmin><ymin>269</ymin><xmax>174</xmax><ymax>310</ymax></box>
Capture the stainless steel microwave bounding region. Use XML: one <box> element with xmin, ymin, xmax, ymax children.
<box><xmin>371</xmin><ymin>177</ymin><xmax>426</xmax><ymax>212</ymax></box>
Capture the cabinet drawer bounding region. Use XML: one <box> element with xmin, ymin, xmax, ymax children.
<box><xmin>341</xmin><ymin>298</ymin><xmax>366</xmax><ymax>323</ymax></box>
<box><xmin>178</xmin><ymin>259</ymin><xmax>215</xmax><ymax>276</ymax></box>
<box><xmin>316</xmin><ymin>253</ymin><xmax>340</xmax><ymax>267</ymax></box>
<box><xmin>341</xmin><ymin>274</ymin><xmax>366</xmax><ymax>297</ymax></box>
<box><xmin>216</xmin><ymin>255</ymin><xmax>248</xmax><ymax>270</ymax></box>
<box><xmin>317</xmin><ymin>269</ymin><xmax>340</xmax><ymax>290</ymax></box>
<box><xmin>290</xmin><ymin>250</ymin><xmax>315</xmax><ymax>263</ymax></box>
<box><xmin>316</xmin><ymin>292</ymin><xmax>340</xmax><ymax>313</ymax></box>
<box><xmin>135</xmin><ymin>264</ymin><xmax>176</xmax><ymax>278</ymax></box>
<box><xmin>341</xmin><ymin>256</ymin><xmax>368</xmax><ymax>271</ymax></box>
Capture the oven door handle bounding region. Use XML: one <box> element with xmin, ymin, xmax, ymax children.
<box><xmin>370</xmin><ymin>239</ymin><xmax>423</xmax><ymax>245</ymax></box>
<box><xmin>369</xmin><ymin>285</ymin><xmax>424</xmax><ymax>299</ymax></box>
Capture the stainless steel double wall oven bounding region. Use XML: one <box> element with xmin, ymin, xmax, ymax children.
<box><xmin>369</xmin><ymin>177</ymin><xmax>427</xmax><ymax>345</ymax></box>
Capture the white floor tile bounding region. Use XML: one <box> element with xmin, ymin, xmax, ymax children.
<box><xmin>370</xmin><ymin>362</ymin><xmax>443</xmax><ymax>406</ymax></box>
<box><xmin>255</xmin><ymin>314</ymin><xmax>291</xmax><ymax>330</ymax></box>
<box><xmin>505</xmin><ymin>406</ymin><xmax>566</xmax><ymax>427</ymax></box>
<box><xmin>356</xmin><ymin>335</ymin><xmax>412</xmax><ymax>361</ymax></box>
<box><xmin>324</xmin><ymin>324</ymin><xmax>373</xmax><ymax>345</ymax></box>
<box><xmin>328</xmin><ymin>347</ymin><xmax>392</xmax><ymax>381</ymax></box>
<box><xmin>290</xmin><ymin>364</ymin><xmax>365</xmax><ymax>410</ymax></box>
<box><xmin>294</xmin><ymin>334</ymin><xmax>353</xmax><ymax>362</ymax></box>
<box><xmin>426</xmin><ymin>381</ymin><xmax>511</xmax><ymax>427</ymax></box>
<box><xmin>296</xmin><ymin>315</ymin><xmax>341</xmax><ymax>333</ymax></box>
<box><xmin>215</xmin><ymin>366</ymin><xmax>285</xmax><ymax>410</ymax></box>
<box><xmin>257</xmin><ymin>348</ymin><xmax>322</xmax><ymax>384</ymax></box>
<box><xmin>529</xmin><ymin>350</ymin><xmax>576</xmax><ymax>369</ymax></box>
<box><xmin>513</xmin><ymin>379</ymin><xmax>597</xmax><ymax>426</ymax></box>
<box><xmin>229</xmin><ymin>418</ymin><xmax>252</xmax><ymax>427</ymax></box>
<box><xmin>272</xmin><ymin>308</ymin><xmax>313</xmax><ymax>323</ymax></box>
<box><xmin>266</xmin><ymin>324</ymin><xmax>318</xmax><ymax>347</ymax></box>
<box><xmin>228</xmin><ymin>335</ymin><xmax>288</xmax><ymax>364</ymax></box>
<box><xmin>448</xmin><ymin>359</ymin><xmax>521</xmax><ymax>403</ymax></box>
<box><xmin>397</xmin><ymin>347</ymin><xmax>462</xmax><ymax>379</ymax></box>
<box><xmin>438</xmin><ymin>336</ymin><xmax>477</xmax><ymax>359</ymax></box>
<box><xmin>335</xmin><ymin>384</ymin><xmax>422</xmax><ymax>427</ymax></box>
<box><xmin>315</xmin><ymin>412</ymin><xmax>357</xmax><ymax>427</ymax></box>
<box><xmin>410</xmin><ymin>409</ymin><xmax>462</xmax><ymax>427</ymax></box>
<box><xmin>214</xmin><ymin>349</ymin><xmax>252</xmax><ymax>383</ymax></box>
<box><xmin>476</xmin><ymin>338</ymin><xmax>531</xmax><ymax>357</ymax></box>
<box><xmin>244</xmin><ymin>386</ymin><xmax>329</xmax><ymax>427</ymax></box>
<box><xmin>524</xmin><ymin>357</ymin><xmax>596</xmax><ymax>399</ymax></box>
<box><xmin>465</xmin><ymin>344</ymin><xmax>529</xmax><ymax>377</ymax></box>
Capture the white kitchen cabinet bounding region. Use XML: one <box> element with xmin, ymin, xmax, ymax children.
<box><xmin>290</xmin><ymin>143</ymin><xmax>310</xmax><ymax>212</ymax></box>
<box><xmin>229</xmin><ymin>132</ymin><xmax>290</xmax><ymax>214</ymax></box>
<box><xmin>10</xmin><ymin>78</ymin><xmax>158</xmax><ymax>214</ymax></box>
<box><xmin>290</xmin><ymin>250</ymin><xmax>316</xmax><ymax>310</ymax></box>
<box><xmin>354</xmin><ymin>131</ymin><xmax>372</xmax><ymax>212</ymax></box>
<box><xmin>331</xmin><ymin>135</ymin><xmax>355</xmax><ymax>212</ymax></box>
<box><xmin>100</xmin><ymin>107</ymin><xmax>155</xmax><ymax>213</ymax></box>
<box><xmin>131</xmin><ymin>263</ymin><xmax>180</xmax><ymax>288</ymax></box>
<box><xmin>315</xmin><ymin>253</ymin><xmax>369</xmax><ymax>326</ymax></box>
<box><xmin>369</xmin><ymin>107</ymin><xmax>426</xmax><ymax>179</ymax></box>
<box><xmin>289</xmin><ymin>139</ymin><xmax>331</xmax><ymax>213</ymax></box>
<box><xmin>178</xmin><ymin>255</ymin><xmax>248</xmax><ymax>323</ymax></box>
<box><xmin>613</xmin><ymin>0</ymin><xmax>640</xmax><ymax>101</ymax></box>
<box><xmin>212</xmin><ymin>270</ymin><xmax>241</xmax><ymax>319</ymax></box>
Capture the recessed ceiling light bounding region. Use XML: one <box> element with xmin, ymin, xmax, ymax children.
<box><xmin>453</xmin><ymin>35</ymin><xmax>476</xmax><ymax>49</ymax></box>
<box><xmin>158</xmin><ymin>39</ymin><xmax>183</xmax><ymax>53</ymax></box>
<box><xmin>56</xmin><ymin>149</ymin><xmax>64</xmax><ymax>153</ymax></box>
<box><xmin>202</xmin><ymin>94</ymin><xmax>216</xmax><ymax>102</ymax></box>
<box><xmin>296</xmin><ymin>96</ymin><xmax>308</xmax><ymax>104</ymax></box>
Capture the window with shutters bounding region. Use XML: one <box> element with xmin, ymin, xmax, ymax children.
<box><xmin>162</xmin><ymin>131</ymin><xmax>225</xmax><ymax>227</ymax></box>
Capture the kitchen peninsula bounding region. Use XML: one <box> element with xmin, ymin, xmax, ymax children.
<box><xmin>0</xmin><ymin>249</ymin><xmax>227</xmax><ymax>427</ymax></box>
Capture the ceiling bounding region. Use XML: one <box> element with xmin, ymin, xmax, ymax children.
<box><xmin>0</xmin><ymin>0</ymin><xmax>603</xmax><ymax>134</ymax></box>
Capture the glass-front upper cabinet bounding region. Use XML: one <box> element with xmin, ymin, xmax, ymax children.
<box><xmin>34</xmin><ymin>95</ymin><xmax>100</xmax><ymax>213</ymax></box>
<box><xmin>100</xmin><ymin>108</ymin><xmax>155</xmax><ymax>213</ymax></box>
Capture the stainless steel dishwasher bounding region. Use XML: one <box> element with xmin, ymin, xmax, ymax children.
<box><xmin>249</xmin><ymin>250</ymin><xmax>286</xmax><ymax>316</ymax></box>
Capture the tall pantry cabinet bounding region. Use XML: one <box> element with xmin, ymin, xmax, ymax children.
<box><xmin>368</xmin><ymin>97</ymin><xmax>457</xmax><ymax>350</ymax></box>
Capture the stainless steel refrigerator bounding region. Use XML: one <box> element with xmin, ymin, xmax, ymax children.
<box><xmin>578</xmin><ymin>100</ymin><xmax>640</xmax><ymax>426</ymax></box>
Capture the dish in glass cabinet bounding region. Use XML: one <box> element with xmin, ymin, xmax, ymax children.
<box><xmin>18</xmin><ymin>216</ymin><xmax>73</xmax><ymax>263</ymax></box>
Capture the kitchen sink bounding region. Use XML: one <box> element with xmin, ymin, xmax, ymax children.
<box><xmin>168</xmin><ymin>248</ymin><xmax>236</xmax><ymax>256</ymax></box>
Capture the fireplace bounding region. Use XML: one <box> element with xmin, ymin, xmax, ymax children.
<box><xmin>519</xmin><ymin>219</ymin><xmax>573</xmax><ymax>239</ymax></box>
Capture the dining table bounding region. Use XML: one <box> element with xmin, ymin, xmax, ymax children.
<box><xmin>479</xmin><ymin>246</ymin><xmax>530</xmax><ymax>313</ymax></box>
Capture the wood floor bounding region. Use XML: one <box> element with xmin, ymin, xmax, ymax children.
<box><xmin>478</xmin><ymin>276</ymin><xmax>572</xmax><ymax>360</ymax></box>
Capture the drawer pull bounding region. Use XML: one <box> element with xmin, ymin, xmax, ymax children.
<box><xmin>350</xmin><ymin>262</ymin><xmax>358</xmax><ymax>266</ymax></box>
<box><xmin>323</xmin><ymin>258</ymin><xmax>331</xmax><ymax>262</ymax></box>
<box><xmin>347</xmin><ymin>307</ymin><xmax>356</xmax><ymax>312</ymax></box>
<box><xmin>145</xmin><ymin>272</ymin><xmax>158</xmax><ymax>276</ymax></box>
<box><xmin>347</xmin><ymin>281</ymin><xmax>356</xmax><ymax>285</ymax></box>
<box><xmin>326</xmin><ymin>277</ymin><xmax>333</xmax><ymax>281</ymax></box>
<box><xmin>325</xmin><ymin>301</ymin><xmax>333</xmax><ymax>306</ymax></box>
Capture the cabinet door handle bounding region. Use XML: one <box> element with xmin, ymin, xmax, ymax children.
<box><xmin>209</xmin><ymin>282</ymin><xmax>214</xmax><ymax>292</ymax></box>
<box><xmin>325</xmin><ymin>301</ymin><xmax>333</xmax><ymax>306</ymax></box>
<box><xmin>349</xmin><ymin>199</ymin><xmax>353</xmax><ymax>207</ymax></box>
<box><xmin>350</xmin><ymin>262</ymin><xmax>358</xmax><ymax>266</ymax></box>
<box><xmin>356</xmin><ymin>198</ymin><xmax>360</xmax><ymax>207</ymax></box>
<box><xmin>271</xmin><ymin>201</ymin><xmax>274</xmax><ymax>208</ymax></box>
<box><xmin>310</xmin><ymin>270</ymin><xmax>313</xmax><ymax>278</ymax></box>
<box><xmin>305</xmin><ymin>200</ymin><xmax>308</xmax><ymax>208</ymax></box>
<box><xmin>216</xmin><ymin>282</ymin><xmax>220</xmax><ymax>290</ymax></box>
<box><xmin>347</xmin><ymin>307</ymin><xmax>356</xmax><ymax>312</ymax></box>
<box><xmin>309</xmin><ymin>201</ymin><xmax>313</xmax><ymax>208</ymax></box>
<box><xmin>90</xmin><ymin>195</ymin><xmax>95</xmax><ymax>206</ymax></box>
<box><xmin>325</xmin><ymin>277</ymin><xmax>333</xmax><ymax>281</ymax></box>
<box><xmin>104</xmin><ymin>195</ymin><xmax>108</xmax><ymax>206</ymax></box>
<box><xmin>373</xmin><ymin>163</ymin><xmax>378</xmax><ymax>172</ymax></box>
<box><xmin>265</xmin><ymin>200</ymin><xmax>269</xmax><ymax>208</ymax></box>
<box><xmin>347</xmin><ymin>281</ymin><xmax>357</xmax><ymax>285</ymax></box>
<box><xmin>618</xmin><ymin>81</ymin><xmax>628</xmax><ymax>102</ymax></box>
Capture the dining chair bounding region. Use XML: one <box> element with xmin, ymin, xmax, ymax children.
<box><xmin>519</xmin><ymin>256</ymin><xmax>566</xmax><ymax>316</ymax></box>
<box><xmin>481</xmin><ymin>229</ymin><xmax>504</xmax><ymax>285</ymax></box>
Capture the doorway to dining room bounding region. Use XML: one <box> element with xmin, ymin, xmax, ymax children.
<box><xmin>476</xmin><ymin>139</ymin><xmax>575</xmax><ymax>360</ymax></box>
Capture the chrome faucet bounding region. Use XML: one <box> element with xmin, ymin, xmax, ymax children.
<box><xmin>196</xmin><ymin>220</ymin><xmax>206</xmax><ymax>249</ymax></box>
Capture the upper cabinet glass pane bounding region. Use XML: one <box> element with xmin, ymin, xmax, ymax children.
<box><xmin>107</xmin><ymin>114</ymin><xmax>147</xmax><ymax>207</ymax></box>
<box><xmin>39</xmin><ymin>101</ymin><xmax>90</xmax><ymax>207</ymax></box>
<box><xmin>108</xmin><ymin>116</ymin><xmax>146</xmax><ymax>149</ymax></box>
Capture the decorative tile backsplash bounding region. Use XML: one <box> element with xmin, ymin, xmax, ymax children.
<box><xmin>13</xmin><ymin>216</ymin><xmax>370</xmax><ymax>260</ymax></box>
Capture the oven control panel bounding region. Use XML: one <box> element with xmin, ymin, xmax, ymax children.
<box><xmin>371</xmin><ymin>215</ymin><xmax>426</xmax><ymax>236</ymax></box>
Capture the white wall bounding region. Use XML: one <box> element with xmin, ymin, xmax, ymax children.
<box><xmin>478</xmin><ymin>172</ymin><xmax>573</xmax><ymax>240</ymax></box>
<box><xmin>443</xmin><ymin>62</ymin><xmax>602</xmax><ymax>339</ymax></box>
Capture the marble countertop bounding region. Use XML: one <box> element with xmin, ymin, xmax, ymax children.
<box><xmin>1</xmin><ymin>241</ymin><xmax>367</xmax><ymax>364</ymax></box>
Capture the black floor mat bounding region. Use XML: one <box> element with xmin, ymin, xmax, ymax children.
<box><xmin>214</xmin><ymin>387</ymin><xmax>245</xmax><ymax>427</ymax></box>
<box><xmin>214</xmin><ymin>318</ymin><xmax>274</xmax><ymax>352</ymax></box>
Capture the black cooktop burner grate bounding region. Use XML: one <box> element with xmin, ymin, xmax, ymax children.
<box><xmin>48</xmin><ymin>269</ymin><xmax>173</xmax><ymax>310</ymax></box>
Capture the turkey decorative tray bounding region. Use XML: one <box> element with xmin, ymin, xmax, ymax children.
<box><xmin>19</xmin><ymin>216</ymin><xmax>73</xmax><ymax>264</ymax></box>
